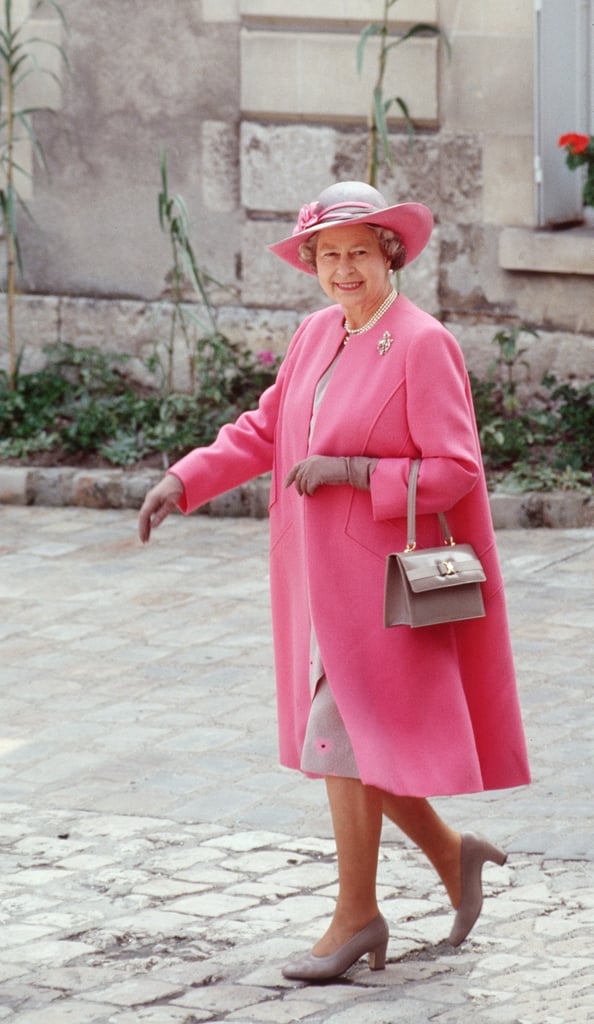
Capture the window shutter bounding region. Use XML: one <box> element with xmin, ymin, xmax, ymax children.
<box><xmin>535</xmin><ymin>0</ymin><xmax>590</xmax><ymax>225</ymax></box>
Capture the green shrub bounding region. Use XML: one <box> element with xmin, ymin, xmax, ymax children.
<box><xmin>469</xmin><ymin>367</ymin><xmax>593</xmax><ymax>491</ymax></box>
<box><xmin>543</xmin><ymin>376</ymin><xmax>594</xmax><ymax>470</ymax></box>
<box><xmin>0</xmin><ymin>339</ymin><xmax>281</xmax><ymax>467</ymax></box>
<box><xmin>1</xmin><ymin>327</ymin><xmax>591</xmax><ymax>493</ymax></box>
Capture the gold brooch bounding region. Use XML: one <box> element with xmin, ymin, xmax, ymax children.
<box><xmin>377</xmin><ymin>331</ymin><xmax>394</xmax><ymax>356</ymax></box>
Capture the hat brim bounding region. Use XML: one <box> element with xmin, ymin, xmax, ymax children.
<box><xmin>268</xmin><ymin>202</ymin><xmax>434</xmax><ymax>275</ymax></box>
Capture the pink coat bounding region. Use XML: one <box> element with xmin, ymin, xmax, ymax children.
<box><xmin>172</xmin><ymin>295</ymin><xmax>531</xmax><ymax>797</ymax></box>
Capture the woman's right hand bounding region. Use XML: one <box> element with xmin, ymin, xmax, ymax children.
<box><xmin>138</xmin><ymin>473</ymin><xmax>185</xmax><ymax>543</ymax></box>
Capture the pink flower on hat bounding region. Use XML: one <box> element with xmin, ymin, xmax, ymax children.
<box><xmin>293</xmin><ymin>201</ymin><xmax>321</xmax><ymax>236</ymax></box>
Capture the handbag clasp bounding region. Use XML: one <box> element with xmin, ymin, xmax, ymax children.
<box><xmin>438</xmin><ymin>559</ymin><xmax>457</xmax><ymax>577</ymax></box>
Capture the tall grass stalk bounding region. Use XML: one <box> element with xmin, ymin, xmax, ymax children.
<box><xmin>357</xmin><ymin>0</ymin><xmax>449</xmax><ymax>186</ymax></box>
<box><xmin>157</xmin><ymin>151</ymin><xmax>219</xmax><ymax>392</ymax></box>
<box><xmin>0</xmin><ymin>0</ymin><xmax>68</xmax><ymax>389</ymax></box>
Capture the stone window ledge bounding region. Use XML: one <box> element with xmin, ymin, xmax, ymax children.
<box><xmin>499</xmin><ymin>226</ymin><xmax>594</xmax><ymax>276</ymax></box>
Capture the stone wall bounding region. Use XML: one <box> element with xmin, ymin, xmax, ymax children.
<box><xmin>5</xmin><ymin>294</ymin><xmax>592</xmax><ymax>397</ymax></box>
<box><xmin>0</xmin><ymin>0</ymin><xmax>592</xmax><ymax>389</ymax></box>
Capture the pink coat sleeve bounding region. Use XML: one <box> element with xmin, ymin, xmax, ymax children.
<box><xmin>369</xmin><ymin>323</ymin><xmax>482</xmax><ymax>522</ymax></box>
<box><xmin>168</xmin><ymin>315</ymin><xmax>314</xmax><ymax>514</ymax></box>
<box><xmin>170</xmin><ymin>387</ymin><xmax>277</xmax><ymax>514</ymax></box>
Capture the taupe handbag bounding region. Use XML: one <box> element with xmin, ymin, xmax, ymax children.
<box><xmin>384</xmin><ymin>460</ymin><xmax>486</xmax><ymax>628</ymax></box>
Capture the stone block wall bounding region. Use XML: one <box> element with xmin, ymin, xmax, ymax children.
<box><xmin>0</xmin><ymin>0</ymin><xmax>591</xmax><ymax>391</ymax></box>
<box><xmin>5</xmin><ymin>293</ymin><xmax>592</xmax><ymax>399</ymax></box>
<box><xmin>240</xmin><ymin>32</ymin><xmax>437</xmax><ymax>124</ymax></box>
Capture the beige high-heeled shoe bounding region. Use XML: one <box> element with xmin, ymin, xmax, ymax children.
<box><xmin>282</xmin><ymin>912</ymin><xmax>389</xmax><ymax>982</ymax></box>
<box><xmin>448</xmin><ymin>832</ymin><xmax>508</xmax><ymax>946</ymax></box>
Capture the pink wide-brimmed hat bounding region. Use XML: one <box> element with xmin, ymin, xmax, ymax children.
<box><xmin>268</xmin><ymin>181</ymin><xmax>433</xmax><ymax>276</ymax></box>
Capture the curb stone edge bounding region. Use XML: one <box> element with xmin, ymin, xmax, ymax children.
<box><xmin>0</xmin><ymin>465</ymin><xmax>592</xmax><ymax>528</ymax></box>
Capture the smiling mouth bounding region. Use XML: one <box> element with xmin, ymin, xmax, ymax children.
<box><xmin>335</xmin><ymin>282</ymin><xmax>362</xmax><ymax>291</ymax></box>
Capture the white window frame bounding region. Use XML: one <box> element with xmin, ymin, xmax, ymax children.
<box><xmin>535</xmin><ymin>0</ymin><xmax>593</xmax><ymax>226</ymax></box>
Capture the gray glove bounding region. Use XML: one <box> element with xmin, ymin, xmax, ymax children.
<box><xmin>285</xmin><ymin>455</ymin><xmax>377</xmax><ymax>496</ymax></box>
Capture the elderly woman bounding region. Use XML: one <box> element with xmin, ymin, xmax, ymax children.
<box><xmin>138</xmin><ymin>181</ymin><xmax>530</xmax><ymax>982</ymax></box>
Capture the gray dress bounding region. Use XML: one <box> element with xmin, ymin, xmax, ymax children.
<box><xmin>299</xmin><ymin>352</ymin><xmax>361</xmax><ymax>779</ymax></box>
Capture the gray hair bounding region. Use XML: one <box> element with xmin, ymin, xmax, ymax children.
<box><xmin>297</xmin><ymin>225</ymin><xmax>406</xmax><ymax>274</ymax></box>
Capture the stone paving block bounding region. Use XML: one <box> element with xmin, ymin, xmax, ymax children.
<box><xmin>171</xmin><ymin>789</ymin><xmax>266</xmax><ymax>823</ymax></box>
<box><xmin>171</xmin><ymin>865</ymin><xmax>244</xmax><ymax>888</ymax></box>
<box><xmin>86</xmin><ymin>976</ymin><xmax>187</xmax><ymax>1007</ymax></box>
<box><xmin>406</xmin><ymin>977</ymin><xmax>470</xmax><ymax>1006</ymax></box>
<box><xmin>0</xmin><ymin>466</ymin><xmax>32</xmax><ymax>504</ymax></box>
<box><xmin>0</xmin><ymin>820</ymin><xmax>34</xmax><ymax>843</ymax></box>
<box><xmin>169</xmin><ymin>891</ymin><xmax>260</xmax><ymax>917</ymax></box>
<box><xmin>276</xmin><ymin>979</ymin><xmax>379</xmax><ymax>1007</ymax></box>
<box><xmin>76</xmin><ymin>814</ymin><xmax>175</xmax><ymax>838</ymax></box>
<box><xmin>230</xmin><ymin>946</ymin><xmax>317</xmax><ymax>989</ymax></box>
<box><xmin>56</xmin><ymin>853</ymin><xmax>119</xmax><ymax>872</ymax></box>
<box><xmin>32</xmin><ymin>962</ymin><xmax>129</xmax><ymax>993</ymax></box>
<box><xmin>226</xmin><ymin>882</ymin><xmax>299</xmax><ymax>904</ymax></box>
<box><xmin>278</xmin><ymin>835</ymin><xmax>337</xmax><ymax>857</ymax></box>
<box><xmin>133</xmin><ymin>877</ymin><xmax>206</xmax><ymax>899</ymax></box>
<box><xmin>101</xmin><ymin>907</ymin><xmax>206</xmax><ymax>939</ymax></box>
<box><xmin>241</xmin><ymin>893</ymin><xmax>335</xmax><ymax>929</ymax></box>
<box><xmin>144</xmin><ymin>847</ymin><xmax>222</xmax><ymax>874</ymax></box>
<box><xmin>1</xmin><ymin>923</ymin><xmax>57</xmax><ymax>947</ymax></box>
<box><xmin>203</xmin><ymin>830</ymin><xmax>292</xmax><ymax>852</ymax></box>
<box><xmin>324</xmin><ymin>997</ymin><xmax>434</xmax><ymax>1023</ymax></box>
<box><xmin>219</xmin><ymin>848</ymin><xmax>310</xmax><ymax>875</ymax></box>
<box><xmin>1</xmin><ymin>511</ymin><xmax>594</xmax><ymax>1021</ymax></box>
<box><xmin>0</xmin><ymin>938</ymin><xmax>99</xmax><ymax>966</ymax></box>
<box><xmin>230</xmin><ymin>801</ymin><xmax>306</xmax><ymax>833</ymax></box>
<box><xmin>392</xmin><ymin>915</ymin><xmax>451</xmax><ymax>947</ymax></box>
<box><xmin>3</xmin><ymin>866</ymin><xmax>74</xmax><ymax>888</ymax></box>
<box><xmin>486</xmin><ymin>895</ymin><xmax>543</xmax><ymax>920</ymax></box>
<box><xmin>534</xmin><ymin>911</ymin><xmax>590</xmax><ymax>938</ymax></box>
<box><xmin>3</xmin><ymin>1002</ymin><xmax>111</xmax><ymax>1023</ymax></box>
<box><xmin>174</xmin><ymin>983</ymin><xmax>275</xmax><ymax>1013</ymax></box>
<box><xmin>1</xmin><ymin>893</ymin><xmax>56</xmax><ymax>923</ymax></box>
<box><xmin>226</xmin><ymin>997</ymin><xmax>324</xmax><ymax>1021</ymax></box>
<box><xmin>111</xmin><ymin>1009</ymin><xmax>212</xmax><ymax>1023</ymax></box>
<box><xmin>544</xmin><ymin>834</ymin><xmax>594</xmax><ymax>861</ymax></box>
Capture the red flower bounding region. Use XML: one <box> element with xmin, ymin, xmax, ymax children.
<box><xmin>558</xmin><ymin>132</ymin><xmax>594</xmax><ymax>207</ymax></box>
<box><xmin>558</xmin><ymin>133</ymin><xmax>590</xmax><ymax>155</ymax></box>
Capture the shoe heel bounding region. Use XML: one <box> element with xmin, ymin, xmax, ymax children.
<box><xmin>448</xmin><ymin>834</ymin><xmax>508</xmax><ymax>947</ymax></box>
<box><xmin>368</xmin><ymin>939</ymin><xmax>388</xmax><ymax>971</ymax></box>
<box><xmin>482</xmin><ymin>840</ymin><xmax>507</xmax><ymax>867</ymax></box>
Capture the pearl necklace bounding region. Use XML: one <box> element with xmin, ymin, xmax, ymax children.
<box><xmin>343</xmin><ymin>288</ymin><xmax>398</xmax><ymax>339</ymax></box>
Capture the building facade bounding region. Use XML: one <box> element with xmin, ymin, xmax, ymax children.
<box><xmin>2</xmin><ymin>0</ymin><xmax>593</xmax><ymax>388</ymax></box>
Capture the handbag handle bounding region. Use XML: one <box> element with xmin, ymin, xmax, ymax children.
<box><xmin>405</xmin><ymin>459</ymin><xmax>455</xmax><ymax>551</ymax></box>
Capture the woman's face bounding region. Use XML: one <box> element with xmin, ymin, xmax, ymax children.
<box><xmin>314</xmin><ymin>224</ymin><xmax>391</xmax><ymax>322</ymax></box>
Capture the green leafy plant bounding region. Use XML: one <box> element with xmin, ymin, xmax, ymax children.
<box><xmin>493</xmin><ymin>463</ymin><xmax>591</xmax><ymax>494</ymax></box>
<box><xmin>488</xmin><ymin>325</ymin><xmax>537</xmax><ymax>416</ymax></box>
<box><xmin>0</xmin><ymin>340</ymin><xmax>281</xmax><ymax>467</ymax></box>
<box><xmin>357</xmin><ymin>0</ymin><xmax>449</xmax><ymax>186</ymax></box>
<box><xmin>540</xmin><ymin>375</ymin><xmax>594</xmax><ymax>471</ymax></box>
<box><xmin>469</xmin><ymin>326</ymin><xmax>593</xmax><ymax>490</ymax></box>
<box><xmin>0</xmin><ymin>0</ymin><xmax>69</xmax><ymax>390</ymax></box>
<box><xmin>1</xmin><ymin>325</ymin><xmax>589</xmax><ymax>492</ymax></box>
<box><xmin>469</xmin><ymin>326</ymin><xmax>537</xmax><ymax>468</ymax></box>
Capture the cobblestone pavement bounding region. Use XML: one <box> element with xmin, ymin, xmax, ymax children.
<box><xmin>1</xmin><ymin>505</ymin><xmax>593</xmax><ymax>1024</ymax></box>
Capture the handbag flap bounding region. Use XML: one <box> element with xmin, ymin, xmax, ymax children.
<box><xmin>396</xmin><ymin>544</ymin><xmax>487</xmax><ymax>594</ymax></box>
